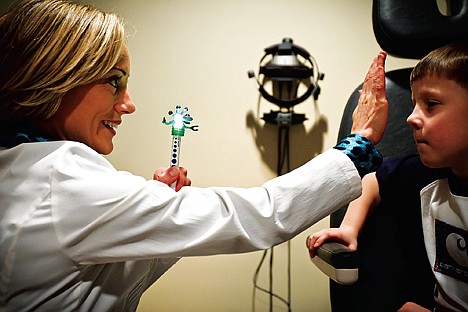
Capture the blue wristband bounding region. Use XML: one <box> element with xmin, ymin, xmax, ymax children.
<box><xmin>334</xmin><ymin>134</ymin><xmax>382</xmax><ymax>177</ymax></box>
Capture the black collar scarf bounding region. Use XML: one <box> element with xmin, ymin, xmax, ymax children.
<box><xmin>0</xmin><ymin>118</ymin><xmax>56</xmax><ymax>148</ymax></box>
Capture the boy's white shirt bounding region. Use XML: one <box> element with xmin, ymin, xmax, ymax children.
<box><xmin>421</xmin><ymin>179</ymin><xmax>468</xmax><ymax>312</ymax></box>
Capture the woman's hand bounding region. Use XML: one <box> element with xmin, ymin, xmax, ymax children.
<box><xmin>351</xmin><ymin>51</ymin><xmax>388</xmax><ymax>145</ymax></box>
<box><xmin>153</xmin><ymin>166</ymin><xmax>191</xmax><ymax>191</ymax></box>
<box><xmin>398</xmin><ymin>302</ymin><xmax>431</xmax><ymax>312</ymax></box>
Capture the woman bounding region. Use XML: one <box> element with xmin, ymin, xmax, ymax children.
<box><xmin>0</xmin><ymin>0</ymin><xmax>388</xmax><ymax>311</ymax></box>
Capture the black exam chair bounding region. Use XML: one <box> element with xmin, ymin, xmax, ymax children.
<box><xmin>311</xmin><ymin>68</ymin><xmax>432</xmax><ymax>311</ymax></box>
<box><xmin>311</xmin><ymin>0</ymin><xmax>468</xmax><ymax>311</ymax></box>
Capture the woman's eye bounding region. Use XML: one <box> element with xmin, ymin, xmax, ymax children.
<box><xmin>108</xmin><ymin>76</ymin><xmax>121</xmax><ymax>89</ymax></box>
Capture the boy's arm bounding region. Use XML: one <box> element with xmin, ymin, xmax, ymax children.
<box><xmin>307</xmin><ymin>172</ymin><xmax>381</xmax><ymax>257</ymax></box>
<box><xmin>340</xmin><ymin>172</ymin><xmax>381</xmax><ymax>239</ymax></box>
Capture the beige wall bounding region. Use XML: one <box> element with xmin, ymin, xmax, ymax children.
<box><xmin>106</xmin><ymin>2</ymin><xmax>417</xmax><ymax>311</ymax></box>
<box><xmin>0</xmin><ymin>0</ymin><xmax>419</xmax><ymax>311</ymax></box>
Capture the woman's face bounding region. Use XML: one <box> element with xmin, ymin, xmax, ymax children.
<box><xmin>41</xmin><ymin>46</ymin><xmax>135</xmax><ymax>155</ymax></box>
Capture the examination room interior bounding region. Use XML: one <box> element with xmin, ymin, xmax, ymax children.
<box><xmin>1</xmin><ymin>0</ymin><xmax>432</xmax><ymax>311</ymax></box>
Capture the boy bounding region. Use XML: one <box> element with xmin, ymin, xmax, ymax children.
<box><xmin>307</xmin><ymin>41</ymin><xmax>468</xmax><ymax>312</ymax></box>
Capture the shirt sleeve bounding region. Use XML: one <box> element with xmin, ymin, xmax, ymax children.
<box><xmin>50</xmin><ymin>144</ymin><xmax>362</xmax><ymax>265</ymax></box>
<box><xmin>334</xmin><ymin>134</ymin><xmax>383</xmax><ymax>177</ymax></box>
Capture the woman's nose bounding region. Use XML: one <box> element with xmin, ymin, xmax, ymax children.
<box><xmin>116</xmin><ymin>90</ymin><xmax>136</xmax><ymax>115</ymax></box>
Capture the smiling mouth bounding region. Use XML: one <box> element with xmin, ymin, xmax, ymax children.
<box><xmin>102</xmin><ymin>120</ymin><xmax>119</xmax><ymax>130</ymax></box>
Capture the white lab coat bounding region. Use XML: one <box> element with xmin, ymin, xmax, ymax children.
<box><xmin>0</xmin><ymin>141</ymin><xmax>361</xmax><ymax>311</ymax></box>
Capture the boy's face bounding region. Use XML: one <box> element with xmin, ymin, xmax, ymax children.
<box><xmin>409</xmin><ymin>75</ymin><xmax>468</xmax><ymax>178</ymax></box>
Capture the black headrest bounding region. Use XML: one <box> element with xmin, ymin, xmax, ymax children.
<box><xmin>373</xmin><ymin>0</ymin><xmax>468</xmax><ymax>59</ymax></box>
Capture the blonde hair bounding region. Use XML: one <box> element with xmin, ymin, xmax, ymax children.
<box><xmin>0</xmin><ymin>0</ymin><xmax>126</xmax><ymax>119</ymax></box>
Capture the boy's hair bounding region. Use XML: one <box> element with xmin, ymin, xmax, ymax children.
<box><xmin>0</xmin><ymin>0</ymin><xmax>126</xmax><ymax>119</ymax></box>
<box><xmin>410</xmin><ymin>41</ymin><xmax>468</xmax><ymax>89</ymax></box>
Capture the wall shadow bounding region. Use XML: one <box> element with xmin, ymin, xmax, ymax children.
<box><xmin>246</xmin><ymin>96</ymin><xmax>328</xmax><ymax>175</ymax></box>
